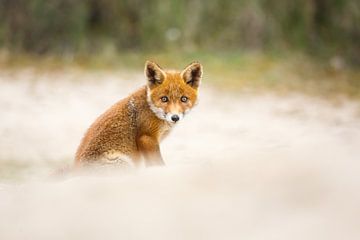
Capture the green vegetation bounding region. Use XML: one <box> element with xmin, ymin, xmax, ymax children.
<box><xmin>0</xmin><ymin>0</ymin><xmax>359</xmax><ymax>98</ymax></box>
<box><xmin>0</xmin><ymin>0</ymin><xmax>359</xmax><ymax>65</ymax></box>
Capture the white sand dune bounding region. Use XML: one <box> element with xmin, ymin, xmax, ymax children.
<box><xmin>0</xmin><ymin>69</ymin><xmax>360</xmax><ymax>239</ymax></box>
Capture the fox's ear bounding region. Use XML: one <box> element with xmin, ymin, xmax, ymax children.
<box><xmin>144</xmin><ymin>61</ymin><xmax>166</xmax><ymax>88</ymax></box>
<box><xmin>181</xmin><ymin>61</ymin><xmax>203</xmax><ymax>89</ymax></box>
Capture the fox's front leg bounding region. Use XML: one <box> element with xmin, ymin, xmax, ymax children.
<box><xmin>137</xmin><ymin>135</ymin><xmax>165</xmax><ymax>167</ymax></box>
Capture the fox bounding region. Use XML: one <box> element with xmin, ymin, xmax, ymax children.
<box><xmin>75</xmin><ymin>61</ymin><xmax>203</xmax><ymax>168</ymax></box>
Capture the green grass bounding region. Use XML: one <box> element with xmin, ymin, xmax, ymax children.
<box><xmin>1</xmin><ymin>49</ymin><xmax>359</xmax><ymax>98</ymax></box>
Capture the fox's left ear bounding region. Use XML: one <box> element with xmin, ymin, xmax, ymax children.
<box><xmin>181</xmin><ymin>62</ymin><xmax>203</xmax><ymax>89</ymax></box>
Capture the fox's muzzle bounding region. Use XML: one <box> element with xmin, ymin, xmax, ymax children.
<box><xmin>166</xmin><ymin>113</ymin><xmax>183</xmax><ymax>123</ymax></box>
<box><xmin>171</xmin><ymin>115</ymin><xmax>180</xmax><ymax>122</ymax></box>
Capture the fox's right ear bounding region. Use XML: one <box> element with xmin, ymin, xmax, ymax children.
<box><xmin>144</xmin><ymin>61</ymin><xmax>166</xmax><ymax>88</ymax></box>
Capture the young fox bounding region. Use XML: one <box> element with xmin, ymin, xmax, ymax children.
<box><xmin>75</xmin><ymin>61</ymin><xmax>203</xmax><ymax>167</ymax></box>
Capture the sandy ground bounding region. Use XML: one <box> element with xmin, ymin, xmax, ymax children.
<box><xmin>0</xmin><ymin>69</ymin><xmax>360</xmax><ymax>240</ymax></box>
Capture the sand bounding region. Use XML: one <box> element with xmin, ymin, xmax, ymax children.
<box><xmin>1</xmin><ymin>69</ymin><xmax>360</xmax><ymax>239</ymax></box>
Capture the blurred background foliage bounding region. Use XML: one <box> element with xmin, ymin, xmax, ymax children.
<box><xmin>0</xmin><ymin>0</ymin><xmax>359</xmax><ymax>65</ymax></box>
<box><xmin>0</xmin><ymin>0</ymin><xmax>359</xmax><ymax>97</ymax></box>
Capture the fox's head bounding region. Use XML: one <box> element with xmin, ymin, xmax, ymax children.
<box><xmin>145</xmin><ymin>61</ymin><xmax>203</xmax><ymax>124</ymax></box>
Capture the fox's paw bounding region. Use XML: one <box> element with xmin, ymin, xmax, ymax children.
<box><xmin>103</xmin><ymin>152</ymin><xmax>135</xmax><ymax>168</ymax></box>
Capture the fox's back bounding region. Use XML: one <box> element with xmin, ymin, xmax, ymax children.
<box><xmin>75</xmin><ymin>87</ymin><xmax>147</xmax><ymax>165</ymax></box>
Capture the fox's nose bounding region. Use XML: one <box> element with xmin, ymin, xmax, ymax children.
<box><xmin>171</xmin><ymin>115</ymin><xmax>180</xmax><ymax>122</ymax></box>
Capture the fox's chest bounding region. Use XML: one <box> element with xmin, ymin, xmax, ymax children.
<box><xmin>157</xmin><ymin>123</ymin><xmax>173</xmax><ymax>141</ymax></box>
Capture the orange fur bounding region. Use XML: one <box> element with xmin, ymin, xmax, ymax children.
<box><xmin>75</xmin><ymin>61</ymin><xmax>203</xmax><ymax>167</ymax></box>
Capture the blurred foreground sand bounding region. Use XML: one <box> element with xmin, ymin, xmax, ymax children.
<box><xmin>0</xmin><ymin>69</ymin><xmax>360</xmax><ymax>239</ymax></box>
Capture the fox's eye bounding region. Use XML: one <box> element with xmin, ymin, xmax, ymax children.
<box><xmin>161</xmin><ymin>96</ymin><xmax>169</xmax><ymax>102</ymax></box>
<box><xmin>181</xmin><ymin>96</ymin><xmax>188</xmax><ymax>103</ymax></box>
